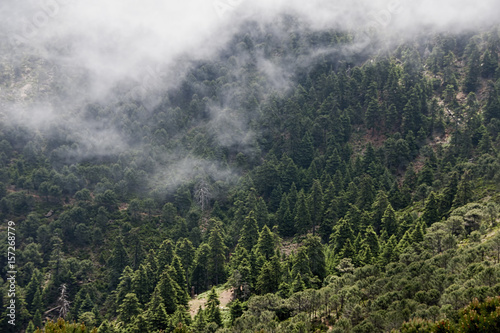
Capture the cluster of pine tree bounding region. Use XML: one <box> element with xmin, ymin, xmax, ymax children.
<box><xmin>0</xmin><ymin>17</ymin><xmax>500</xmax><ymax>333</ymax></box>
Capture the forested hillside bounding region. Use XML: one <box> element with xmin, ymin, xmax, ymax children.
<box><xmin>1</xmin><ymin>11</ymin><xmax>500</xmax><ymax>333</ymax></box>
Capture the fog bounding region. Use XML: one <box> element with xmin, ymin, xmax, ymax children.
<box><xmin>0</xmin><ymin>0</ymin><xmax>499</xmax><ymax>190</ymax></box>
<box><xmin>3</xmin><ymin>0</ymin><xmax>499</xmax><ymax>96</ymax></box>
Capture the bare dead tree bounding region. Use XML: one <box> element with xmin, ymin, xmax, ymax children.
<box><xmin>45</xmin><ymin>284</ymin><xmax>70</xmax><ymax>319</ymax></box>
<box><xmin>194</xmin><ymin>180</ymin><xmax>212</xmax><ymax>212</ymax></box>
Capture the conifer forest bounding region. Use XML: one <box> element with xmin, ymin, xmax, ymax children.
<box><xmin>1</xmin><ymin>1</ymin><xmax>500</xmax><ymax>332</ymax></box>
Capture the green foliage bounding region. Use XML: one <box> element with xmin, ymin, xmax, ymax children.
<box><xmin>3</xmin><ymin>20</ymin><xmax>500</xmax><ymax>333</ymax></box>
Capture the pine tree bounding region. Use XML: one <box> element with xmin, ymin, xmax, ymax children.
<box><xmin>230</xmin><ymin>256</ymin><xmax>253</xmax><ymax>299</ymax></box>
<box><xmin>292</xmin><ymin>247</ymin><xmax>312</xmax><ymax>281</ymax></box>
<box><xmin>303</xmin><ymin>235</ymin><xmax>327</xmax><ymax>280</ymax></box>
<box><xmin>482</xmin><ymin>48</ymin><xmax>499</xmax><ymax>78</ymax></box>
<box><xmin>205</xmin><ymin>288</ymin><xmax>222</xmax><ymax>327</ymax></box>
<box><xmin>256</xmin><ymin>261</ymin><xmax>279</xmax><ymax>294</ymax></box>
<box><xmin>33</xmin><ymin>309</ymin><xmax>42</xmax><ymax>329</ymax></box>
<box><xmin>308</xmin><ymin>180</ymin><xmax>324</xmax><ymax>236</ymax></box>
<box><xmin>115</xmin><ymin>266</ymin><xmax>134</xmax><ymax>306</ymax></box>
<box><xmin>191</xmin><ymin>243</ymin><xmax>210</xmax><ymax>293</ymax></box>
<box><xmin>108</xmin><ymin>236</ymin><xmax>129</xmax><ymax>286</ymax></box>
<box><xmin>294</xmin><ymin>190</ymin><xmax>312</xmax><ymax>235</ymax></box>
<box><xmin>230</xmin><ymin>299</ymin><xmax>244</xmax><ymax>324</ymax></box>
<box><xmin>381</xmin><ymin>203</ymin><xmax>398</xmax><ymax>236</ymax></box>
<box><xmin>362</xmin><ymin>225</ymin><xmax>380</xmax><ymax>258</ymax></box>
<box><xmin>371</xmin><ymin>190</ymin><xmax>390</xmax><ymax>232</ymax></box>
<box><xmin>464</xmin><ymin>41</ymin><xmax>481</xmax><ymax>93</ymax></box>
<box><xmin>442</xmin><ymin>171</ymin><xmax>459</xmax><ymax>212</ymax></box>
<box><xmin>132</xmin><ymin>263</ymin><xmax>155</xmax><ymax>305</ymax></box>
<box><xmin>144</xmin><ymin>289</ymin><xmax>170</xmax><ymax>332</ymax></box>
<box><xmin>453</xmin><ymin>171</ymin><xmax>473</xmax><ymax>207</ymax></box>
<box><xmin>379</xmin><ymin>235</ymin><xmax>399</xmax><ymax>265</ymax></box>
<box><xmin>26</xmin><ymin>268</ymin><xmax>43</xmax><ymax>313</ymax></box>
<box><xmin>291</xmin><ymin>273</ymin><xmax>306</xmax><ymax>292</ymax></box>
<box><xmin>365</xmin><ymin>97</ymin><xmax>380</xmax><ymax>133</ymax></box>
<box><xmin>320</xmin><ymin>197</ymin><xmax>337</xmax><ymax>243</ymax></box>
<box><xmin>118</xmin><ymin>293</ymin><xmax>141</xmax><ymax>324</ymax></box>
<box><xmin>255</xmin><ymin>197</ymin><xmax>269</xmax><ymax>228</ymax></box>
<box><xmin>340</xmin><ymin>238</ymin><xmax>355</xmax><ymax>259</ymax></box>
<box><xmin>26</xmin><ymin>321</ymin><xmax>36</xmax><ymax>333</ymax></box>
<box><xmin>422</xmin><ymin>192</ymin><xmax>439</xmax><ymax>226</ymax></box>
<box><xmin>330</xmin><ymin>218</ymin><xmax>354</xmax><ymax>253</ymax></box>
<box><xmin>175</xmin><ymin>238</ymin><xmax>195</xmax><ymax>288</ymax></box>
<box><xmin>239</xmin><ymin>211</ymin><xmax>259</xmax><ymax>252</ymax></box>
<box><xmin>192</xmin><ymin>307</ymin><xmax>207</xmax><ymax>332</ymax></box>
<box><xmin>357</xmin><ymin>175</ymin><xmax>375</xmax><ymax>210</ymax></box>
<box><xmin>171</xmin><ymin>305</ymin><xmax>191</xmax><ymax>328</ymax></box>
<box><xmin>280</xmin><ymin>154</ymin><xmax>299</xmax><ymax>192</ymax></box>
<box><xmin>157</xmin><ymin>239</ymin><xmax>175</xmax><ymax>272</ymax></box>
<box><xmin>208</xmin><ymin>222</ymin><xmax>227</xmax><ymax>286</ymax></box>
<box><xmin>411</xmin><ymin>221</ymin><xmax>425</xmax><ymax>243</ymax></box>
<box><xmin>169</xmin><ymin>261</ymin><xmax>189</xmax><ymax>308</ymax></box>
<box><xmin>295</xmin><ymin>131</ymin><xmax>314</xmax><ymax>168</ymax></box>
<box><xmin>484</xmin><ymin>85</ymin><xmax>500</xmax><ymax>122</ymax></box>
<box><xmin>256</xmin><ymin>225</ymin><xmax>275</xmax><ymax>260</ymax></box>
<box><xmin>358</xmin><ymin>243</ymin><xmax>373</xmax><ymax>265</ymax></box>
<box><xmin>326</xmin><ymin>149</ymin><xmax>341</xmax><ymax>175</ymax></box>
<box><xmin>156</xmin><ymin>271</ymin><xmax>178</xmax><ymax>314</ymax></box>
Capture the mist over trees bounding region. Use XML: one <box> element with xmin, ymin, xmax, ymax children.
<box><xmin>1</xmin><ymin>1</ymin><xmax>500</xmax><ymax>333</ymax></box>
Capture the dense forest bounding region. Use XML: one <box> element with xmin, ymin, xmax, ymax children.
<box><xmin>1</xmin><ymin>12</ymin><xmax>500</xmax><ymax>333</ymax></box>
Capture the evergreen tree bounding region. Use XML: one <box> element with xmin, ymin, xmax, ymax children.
<box><xmin>256</xmin><ymin>260</ymin><xmax>280</xmax><ymax>294</ymax></box>
<box><xmin>303</xmin><ymin>235</ymin><xmax>327</xmax><ymax>280</ymax></box>
<box><xmin>208</xmin><ymin>222</ymin><xmax>227</xmax><ymax>286</ymax></box>
<box><xmin>308</xmin><ymin>180</ymin><xmax>324</xmax><ymax>236</ymax></box>
<box><xmin>156</xmin><ymin>271</ymin><xmax>178</xmax><ymax>314</ymax></box>
<box><xmin>484</xmin><ymin>85</ymin><xmax>500</xmax><ymax>123</ymax></box>
<box><xmin>411</xmin><ymin>221</ymin><xmax>425</xmax><ymax>243</ymax></box>
<box><xmin>464</xmin><ymin>41</ymin><xmax>481</xmax><ymax>93</ymax></box>
<box><xmin>295</xmin><ymin>131</ymin><xmax>314</xmax><ymax>168</ymax></box>
<box><xmin>255</xmin><ymin>197</ymin><xmax>269</xmax><ymax>228</ymax></box>
<box><xmin>132</xmin><ymin>263</ymin><xmax>155</xmax><ymax>305</ymax></box>
<box><xmin>157</xmin><ymin>239</ymin><xmax>175</xmax><ymax>272</ymax></box>
<box><xmin>422</xmin><ymin>192</ymin><xmax>440</xmax><ymax>226</ymax></box>
<box><xmin>291</xmin><ymin>247</ymin><xmax>312</xmax><ymax>281</ymax></box>
<box><xmin>171</xmin><ymin>255</ymin><xmax>188</xmax><ymax>292</ymax></box>
<box><xmin>205</xmin><ymin>288</ymin><xmax>222</xmax><ymax>327</ymax></box>
<box><xmin>256</xmin><ymin>225</ymin><xmax>275</xmax><ymax>260</ymax></box>
<box><xmin>171</xmin><ymin>305</ymin><xmax>191</xmax><ymax>328</ymax></box>
<box><xmin>453</xmin><ymin>171</ymin><xmax>473</xmax><ymax>207</ymax></box>
<box><xmin>362</xmin><ymin>225</ymin><xmax>380</xmax><ymax>258</ymax></box>
<box><xmin>192</xmin><ymin>307</ymin><xmax>207</xmax><ymax>332</ymax></box>
<box><xmin>294</xmin><ymin>190</ymin><xmax>312</xmax><ymax>235</ymax></box>
<box><xmin>291</xmin><ymin>273</ymin><xmax>306</xmax><ymax>292</ymax></box>
<box><xmin>381</xmin><ymin>203</ymin><xmax>398</xmax><ymax>236</ymax></box>
<box><xmin>108</xmin><ymin>236</ymin><xmax>129</xmax><ymax>286</ymax></box>
<box><xmin>379</xmin><ymin>235</ymin><xmax>399</xmax><ymax>265</ymax></box>
<box><xmin>239</xmin><ymin>211</ymin><xmax>259</xmax><ymax>252</ymax></box>
<box><xmin>25</xmin><ymin>268</ymin><xmax>43</xmax><ymax>313</ymax></box>
<box><xmin>277</xmin><ymin>195</ymin><xmax>294</xmax><ymax>237</ymax></box>
<box><xmin>191</xmin><ymin>244</ymin><xmax>210</xmax><ymax>293</ymax></box>
<box><xmin>371</xmin><ymin>190</ymin><xmax>390</xmax><ymax>232</ymax></box>
<box><xmin>144</xmin><ymin>289</ymin><xmax>170</xmax><ymax>332</ymax></box>
<box><xmin>340</xmin><ymin>238</ymin><xmax>355</xmax><ymax>259</ymax></box>
<box><xmin>175</xmin><ymin>238</ymin><xmax>195</xmax><ymax>288</ymax></box>
<box><xmin>115</xmin><ymin>266</ymin><xmax>134</xmax><ymax>306</ymax></box>
<box><xmin>330</xmin><ymin>218</ymin><xmax>354</xmax><ymax>253</ymax></box>
<box><xmin>482</xmin><ymin>48</ymin><xmax>499</xmax><ymax>78</ymax></box>
<box><xmin>26</xmin><ymin>321</ymin><xmax>36</xmax><ymax>333</ymax></box>
<box><xmin>118</xmin><ymin>293</ymin><xmax>141</xmax><ymax>324</ymax></box>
